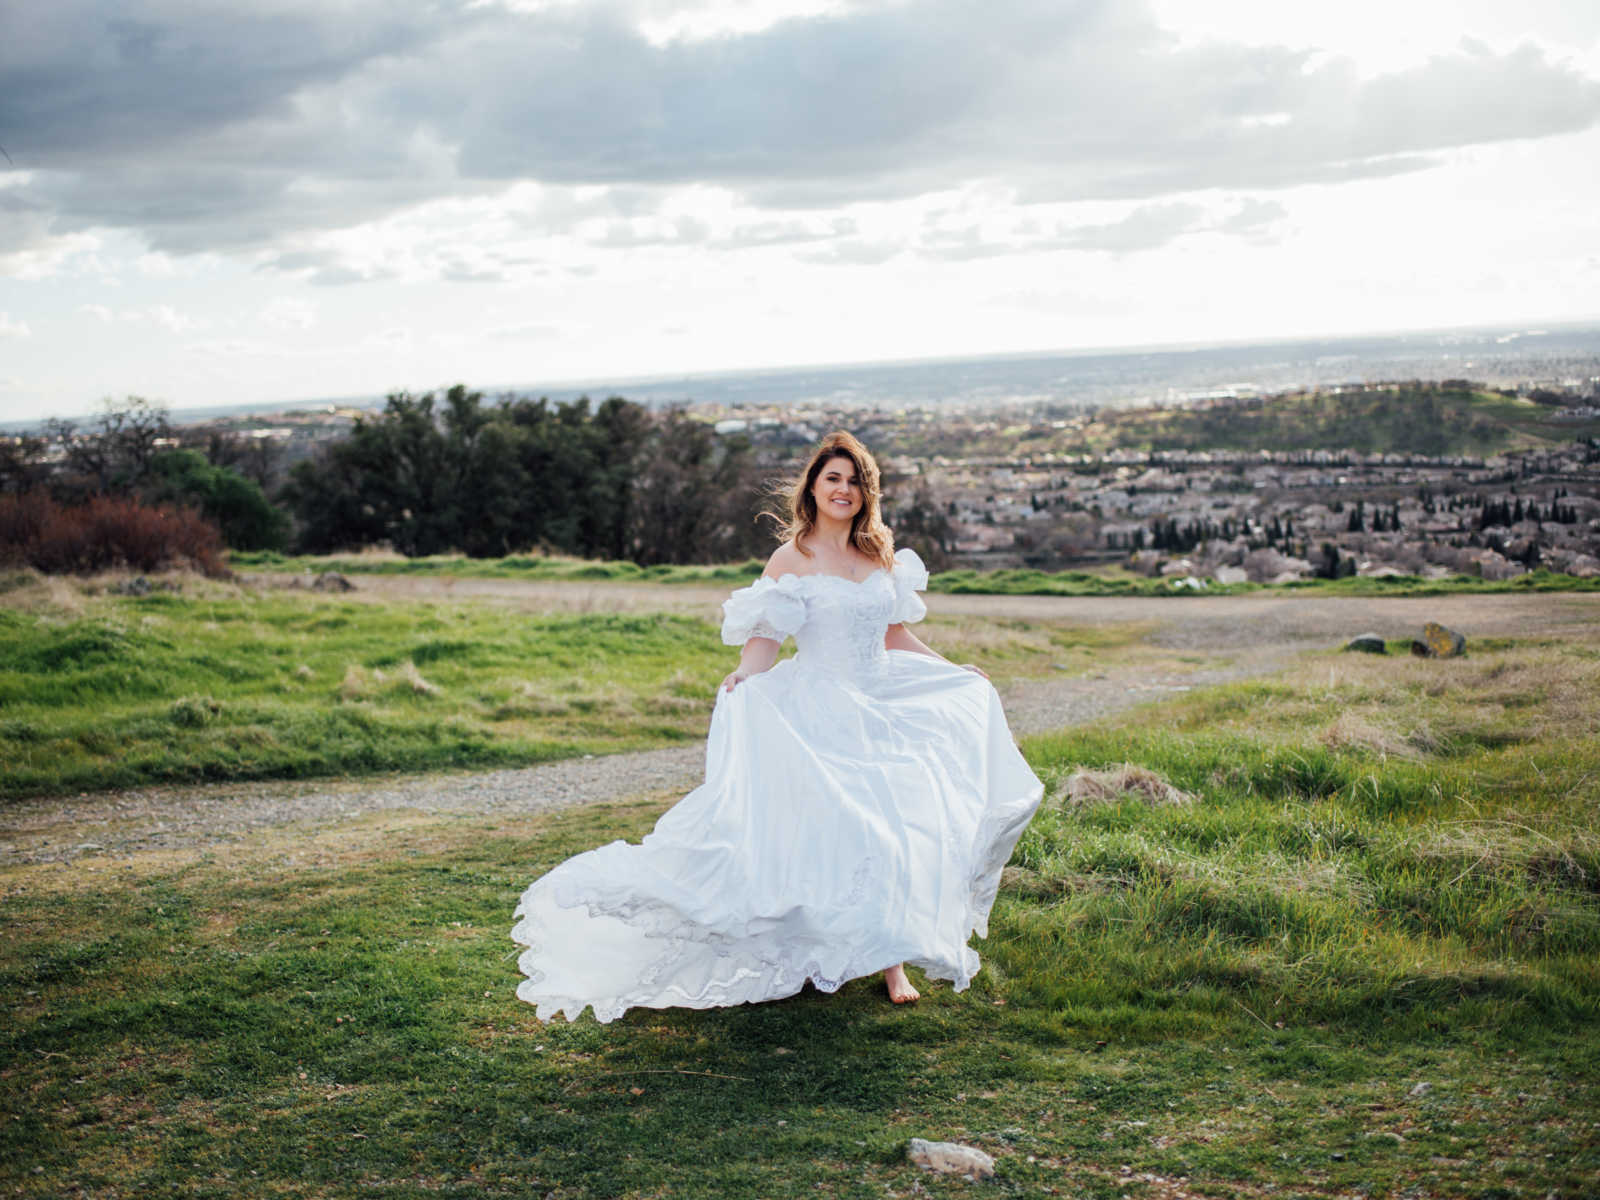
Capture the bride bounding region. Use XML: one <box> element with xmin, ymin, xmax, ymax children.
<box><xmin>511</xmin><ymin>431</ymin><xmax>1044</xmax><ymax>1022</ymax></box>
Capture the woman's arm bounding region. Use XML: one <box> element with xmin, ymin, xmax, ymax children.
<box><xmin>721</xmin><ymin>543</ymin><xmax>802</xmax><ymax>692</ymax></box>
<box><xmin>885</xmin><ymin>622</ymin><xmax>943</xmax><ymax>659</ymax></box>
<box><xmin>721</xmin><ymin>636</ymin><xmax>781</xmax><ymax>692</ymax></box>
<box><xmin>885</xmin><ymin>623</ymin><xmax>988</xmax><ymax>678</ymax></box>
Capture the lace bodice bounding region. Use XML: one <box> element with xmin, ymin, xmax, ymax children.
<box><xmin>721</xmin><ymin>547</ymin><xmax>928</xmax><ymax>679</ymax></box>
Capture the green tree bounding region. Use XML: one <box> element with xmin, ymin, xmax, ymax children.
<box><xmin>147</xmin><ymin>449</ymin><xmax>291</xmax><ymax>551</ymax></box>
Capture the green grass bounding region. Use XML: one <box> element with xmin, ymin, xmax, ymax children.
<box><xmin>0</xmin><ymin>572</ymin><xmax>1126</xmax><ymax>800</ymax></box>
<box><xmin>3</xmin><ymin>633</ymin><xmax>1597</xmax><ymax>1197</ymax></box>
<box><xmin>230</xmin><ymin>550</ymin><xmax>768</xmax><ymax>584</ymax></box>
<box><xmin>230</xmin><ymin>552</ymin><xmax>1600</xmax><ymax>598</ymax></box>
<box><xmin>0</xmin><ymin>579</ymin><xmax>729</xmax><ymax>799</ymax></box>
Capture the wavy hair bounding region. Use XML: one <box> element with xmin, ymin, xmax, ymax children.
<box><xmin>777</xmin><ymin>430</ymin><xmax>895</xmax><ymax>569</ymax></box>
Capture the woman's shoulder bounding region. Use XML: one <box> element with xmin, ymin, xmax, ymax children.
<box><xmin>762</xmin><ymin>540</ymin><xmax>807</xmax><ymax>579</ymax></box>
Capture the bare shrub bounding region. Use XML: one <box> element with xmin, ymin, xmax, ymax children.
<box><xmin>1061</xmin><ymin>764</ymin><xmax>1193</xmax><ymax>807</ymax></box>
<box><xmin>0</xmin><ymin>489</ymin><xmax>226</xmax><ymax>576</ymax></box>
<box><xmin>1241</xmin><ymin>547</ymin><xmax>1313</xmax><ymax>583</ymax></box>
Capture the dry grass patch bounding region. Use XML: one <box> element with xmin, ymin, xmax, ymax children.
<box><xmin>338</xmin><ymin>660</ymin><xmax>443</xmax><ymax>700</ymax></box>
<box><xmin>492</xmin><ymin>679</ymin><xmax>570</xmax><ymax>718</ymax></box>
<box><xmin>0</xmin><ymin>567</ymin><xmax>87</xmax><ymax>619</ymax></box>
<box><xmin>1060</xmin><ymin>763</ymin><xmax>1193</xmax><ymax>808</ymax></box>
<box><xmin>1236</xmin><ymin>640</ymin><xmax>1600</xmax><ymax>755</ymax></box>
<box><xmin>1406</xmin><ymin>822</ymin><xmax>1599</xmax><ymax>888</ymax></box>
<box><xmin>1319</xmin><ymin>711</ymin><xmax>1419</xmax><ymax>761</ymax></box>
<box><xmin>393</xmin><ymin>659</ymin><xmax>440</xmax><ymax>696</ymax></box>
<box><xmin>338</xmin><ymin>663</ymin><xmax>376</xmax><ymax>700</ymax></box>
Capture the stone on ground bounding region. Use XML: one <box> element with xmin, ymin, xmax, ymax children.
<box><xmin>311</xmin><ymin>571</ymin><xmax>355</xmax><ymax>592</ymax></box>
<box><xmin>907</xmin><ymin>1138</ymin><xmax>996</xmax><ymax>1180</ymax></box>
<box><xmin>1343</xmin><ymin>633</ymin><xmax>1387</xmax><ymax>654</ymax></box>
<box><xmin>1411</xmin><ymin>622</ymin><xmax>1465</xmax><ymax>658</ymax></box>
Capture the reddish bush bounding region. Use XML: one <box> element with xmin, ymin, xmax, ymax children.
<box><xmin>0</xmin><ymin>490</ymin><xmax>227</xmax><ymax>576</ymax></box>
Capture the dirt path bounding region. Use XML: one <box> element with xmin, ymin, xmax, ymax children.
<box><xmin>4</xmin><ymin>589</ymin><xmax>1596</xmax><ymax>868</ymax></box>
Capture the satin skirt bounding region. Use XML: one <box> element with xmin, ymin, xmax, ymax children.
<box><xmin>511</xmin><ymin>651</ymin><xmax>1044</xmax><ymax>1023</ymax></box>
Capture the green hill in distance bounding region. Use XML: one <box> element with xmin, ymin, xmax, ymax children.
<box><xmin>980</xmin><ymin>384</ymin><xmax>1600</xmax><ymax>460</ymax></box>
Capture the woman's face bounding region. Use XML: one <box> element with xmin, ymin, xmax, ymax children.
<box><xmin>810</xmin><ymin>454</ymin><xmax>863</xmax><ymax>524</ymax></box>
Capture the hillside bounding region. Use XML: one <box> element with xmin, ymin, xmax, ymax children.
<box><xmin>868</xmin><ymin>384</ymin><xmax>1600</xmax><ymax>463</ymax></box>
<box><xmin>1069</xmin><ymin>384</ymin><xmax>1597</xmax><ymax>459</ymax></box>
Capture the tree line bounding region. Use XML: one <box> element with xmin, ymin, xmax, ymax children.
<box><xmin>281</xmin><ymin>387</ymin><xmax>774</xmax><ymax>564</ymax></box>
<box><xmin>4</xmin><ymin>389</ymin><xmax>791</xmax><ymax>566</ymax></box>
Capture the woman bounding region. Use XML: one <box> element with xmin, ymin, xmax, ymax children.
<box><xmin>511</xmin><ymin>431</ymin><xmax>1043</xmax><ymax>1022</ymax></box>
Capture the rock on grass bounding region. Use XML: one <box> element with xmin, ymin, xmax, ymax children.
<box><xmin>1344</xmin><ymin>633</ymin><xmax>1387</xmax><ymax>654</ymax></box>
<box><xmin>907</xmin><ymin>1138</ymin><xmax>996</xmax><ymax>1180</ymax></box>
<box><xmin>1411</xmin><ymin>621</ymin><xmax>1466</xmax><ymax>658</ymax></box>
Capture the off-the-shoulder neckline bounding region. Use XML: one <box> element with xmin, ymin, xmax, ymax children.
<box><xmin>763</xmin><ymin>566</ymin><xmax>890</xmax><ymax>586</ymax></box>
<box><xmin>754</xmin><ymin>547</ymin><xmax>919</xmax><ymax>587</ymax></box>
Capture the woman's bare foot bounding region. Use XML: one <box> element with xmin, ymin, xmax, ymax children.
<box><xmin>884</xmin><ymin>963</ymin><xmax>920</xmax><ymax>1004</ymax></box>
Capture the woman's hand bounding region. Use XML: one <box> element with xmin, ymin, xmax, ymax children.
<box><xmin>722</xmin><ymin>636</ymin><xmax>781</xmax><ymax>694</ymax></box>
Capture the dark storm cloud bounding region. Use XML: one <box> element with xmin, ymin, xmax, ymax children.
<box><xmin>0</xmin><ymin>1</ymin><xmax>453</xmax><ymax>162</ymax></box>
<box><xmin>3</xmin><ymin>0</ymin><xmax>1598</xmax><ymax>260</ymax></box>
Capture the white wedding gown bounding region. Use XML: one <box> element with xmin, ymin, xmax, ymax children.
<box><xmin>511</xmin><ymin>548</ymin><xmax>1044</xmax><ymax>1023</ymax></box>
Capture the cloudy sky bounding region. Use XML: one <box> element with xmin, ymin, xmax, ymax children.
<box><xmin>2</xmin><ymin>0</ymin><xmax>1598</xmax><ymax>424</ymax></box>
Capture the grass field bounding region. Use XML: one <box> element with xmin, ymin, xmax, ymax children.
<box><xmin>231</xmin><ymin>550</ymin><xmax>1600</xmax><ymax>599</ymax></box>
<box><xmin>0</xmin><ymin>569</ymin><xmax>1136</xmax><ymax>800</ymax></box>
<box><xmin>3</xmin><ymin>621</ymin><xmax>1597</xmax><ymax>1197</ymax></box>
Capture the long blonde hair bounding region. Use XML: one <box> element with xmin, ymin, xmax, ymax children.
<box><xmin>778</xmin><ymin>431</ymin><xmax>895</xmax><ymax>569</ymax></box>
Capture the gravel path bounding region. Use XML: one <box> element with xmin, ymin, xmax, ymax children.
<box><xmin>5</xmin><ymin>589</ymin><xmax>1595</xmax><ymax>868</ymax></box>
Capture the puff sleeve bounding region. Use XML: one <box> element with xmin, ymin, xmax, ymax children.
<box><xmin>888</xmin><ymin>547</ymin><xmax>929</xmax><ymax>625</ymax></box>
<box><xmin>720</xmin><ymin>576</ymin><xmax>808</xmax><ymax>646</ymax></box>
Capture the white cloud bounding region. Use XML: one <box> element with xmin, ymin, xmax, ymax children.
<box><xmin>1</xmin><ymin>0</ymin><xmax>1594</xmax><ymax>268</ymax></box>
<box><xmin>260</xmin><ymin>297</ymin><xmax>317</xmax><ymax>330</ymax></box>
<box><xmin>148</xmin><ymin>305</ymin><xmax>203</xmax><ymax>333</ymax></box>
<box><xmin>0</xmin><ymin>312</ymin><xmax>33</xmax><ymax>339</ymax></box>
<box><xmin>1053</xmin><ymin>203</ymin><xmax>1208</xmax><ymax>254</ymax></box>
<box><xmin>487</xmin><ymin>321</ymin><xmax>567</xmax><ymax>342</ymax></box>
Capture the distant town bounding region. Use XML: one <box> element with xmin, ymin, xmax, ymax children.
<box><xmin>700</xmin><ymin>378</ymin><xmax>1600</xmax><ymax>582</ymax></box>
